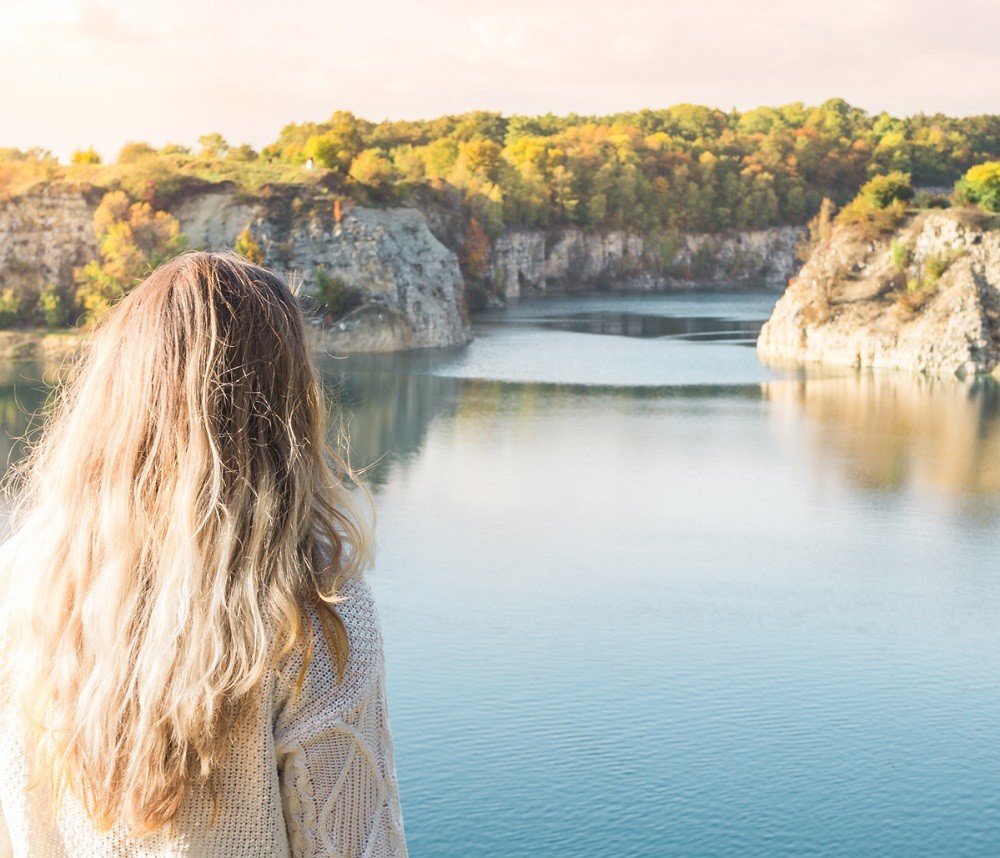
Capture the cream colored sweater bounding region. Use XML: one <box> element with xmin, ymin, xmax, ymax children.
<box><xmin>0</xmin><ymin>576</ymin><xmax>407</xmax><ymax>857</ymax></box>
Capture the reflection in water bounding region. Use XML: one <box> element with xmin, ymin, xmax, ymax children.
<box><xmin>0</xmin><ymin>297</ymin><xmax>999</xmax><ymax>856</ymax></box>
<box><xmin>765</xmin><ymin>370</ymin><xmax>1000</xmax><ymax>500</ymax></box>
<box><xmin>322</xmin><ymin>350</ymin><xmax>766</xmax><ymax>488</ymax></box>
<box><xmin>533</xmin><ymin>311</ymin><xmax>763</xmax><ymax>345</ymax></box>
<box><xmin>320</xmin><ymin>352</ymin><xmax>462</xmax><ymax>488</ymax></box>
<box><xmin>0</xmin><ymin>361</ymin><xmax>58</xmax><ymax>484</ymax></box>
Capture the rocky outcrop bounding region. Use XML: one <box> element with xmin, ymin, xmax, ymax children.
<box><xmin>292</xmin><ymin>206</ymin><xmax>469</xmax><ymax>351</ymax></box>
<box><xmin>757</xmin><ymin>211</ymin><xmax>1000</xmax><ymax>377</ymax></box>
<box><xmin>173</xmin><ymin>193</ymin><xmax>471</xmax><ymax>351</ymax></box>
<box><xmin>490</xmin><ymin>225</ymin><xmax>802</xmax><ymax>298</ymax></box>
<box><xmin>0</xmin><ymin>187</ymin><xmax>470</xmax><ymax>352</ymax></box>
<box><xmin>0</xmin><ymin>189</ymin><xmax>97</xmax><ymax>298</ymax></box>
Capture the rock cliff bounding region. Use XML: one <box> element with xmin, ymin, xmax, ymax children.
<box><xmin>172</xmin><ymin>191</ymin><xmax>471</xmax><ymax>351</ymax></box>
<box><xmin>0</xmin><ymin>189</ymin><xmax>98</xmax><ymax>298</ymax></box>
<box><xmin>490</xmin><ymin>225</ymin><xmax>802</xmax><ymax>298</ymax></box>
<box><xmin>1</xmin><ymin>182</ymin><xmax>804</xmax><ymax>352</ymax></box>
<box><xmin>757</xmin><ymin>210</ymin><xmax>1000</xmax><ymax>377</ymax></box>
<box><xmin>0</xmin><ymin>187</ymin><xmax>471</xmax><ymax>352</ymax></box>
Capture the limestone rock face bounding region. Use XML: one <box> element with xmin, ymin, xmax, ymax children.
<box><xmin>292</xmin><ymin>206</ymin><xmax>470</xmax><ymax>351</ymax></box>
<box><xmin>173</xmin><ymin>192</ymin><xmax>470</xmax><ymax>351</ymax></box>
<box><xmin>1</xmin><ymin>187</ymin><xmax>470</xmax><ymax>352</ymax></box>
<box><xmin>492</xmin><ymin>231</ymin><xmax>545</xmax><ymax>298</ymax></box>
<box><xmin>490</xmin><ymin>224</ymin><xmax>802</xmax><ymax>297</ymax></box>
<box><xmin>758</xmin><ymin>211</ymin><xmax>1000</xmax><ymax>377</ymax></box>
<box><xmin>0</xmin><ymin>189</ymin><xmax>96</xmax><ymax>293</ymax></box>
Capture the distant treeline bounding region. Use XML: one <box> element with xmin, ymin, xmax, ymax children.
<box><xmin>4</xmin><ymin>99</ymin><xmax>1000</xmax><ymax>236</ymax></box>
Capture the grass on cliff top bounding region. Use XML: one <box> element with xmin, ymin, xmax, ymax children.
<box><xmin>0</xmin><ymin>154</ymin><xmax>347</xmax><ymax>205</ymax></box>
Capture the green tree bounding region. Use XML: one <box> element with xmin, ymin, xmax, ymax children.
<box><xmin>198</xmin><ymin>133</ymin><xmax>230</xmax><ymax>158</ymax></box>
<box><xmin>0</xmin><ymin>289</ymin><xmax>21</xmax><ymax>327</ymax></box>
<box><xmin>116</xmin><ymin>142</ymin><xmax>156</xmax><ymax>164</ymax></box>
<box><xmin>955</xmin><ymin>161</ymin><xmax>1000</xmax><ymax>212</ymax></box>
<box><xmin>38</xmin><ymin>283</ymin><xmax>71</xmax><ymax>327</ymax></box>
<box><xmin>348</xmin><ymin>149</ymin><xmax>398</xmax><ymax>187</ymax></box>
<box><xmin>234</xmin><ymin>227</ymin><xmax>264</xmax><ymax>264</ymax></box>
<box><xmin>860</xmin><ymin>171</ymin><xmax>913</xmax><ymax>208</ymax></box>
<box><xmin>227</xmin><ymin>143</ymin><xmax>258</xmax><ymax>161</ymax></box>
<box><xmin>71</xmin><ymin>147</ymin><xmax>102</xmax><ymax>165</ymax></box>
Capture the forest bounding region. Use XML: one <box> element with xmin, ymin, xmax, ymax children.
<box><xmin>4</xmin><ymin>98</ymin><xmax>1000</xmax><ymax>238</ymax></box>
<box><xmin>3</xmin><ymin>99</ymin><xmax>1000</xmax><ymax>329</ymax></box>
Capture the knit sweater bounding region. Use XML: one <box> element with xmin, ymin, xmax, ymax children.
<box><xmin>0</xmin><ymin>575</ymin><xmax>407</xmax><ymax>857</ymax></box>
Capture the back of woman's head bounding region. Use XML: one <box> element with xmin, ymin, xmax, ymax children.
<box><xmin>1</xmin><ymin>251</ymin><xmax>369</xmax><ymax>833</ymax></box>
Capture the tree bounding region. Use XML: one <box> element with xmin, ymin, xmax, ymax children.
<box><xmin>348</xmin><ymin>149</ymin><xmax>398</xmax><ymax>187</ymax></box>
<box><xmin>860</xmin><ymin>171</ymin><xmax>913</xmax><ymax>208</ymax></box>
<box><xmin>198</xmin><ymin>133</ymin><xmax>230</xmax><ymax>158</ymax></box>
<box><xmin>38</xmin><ymin>283</ymin><xmax>71</xmax><ymax>327</ymax></box>
<box><xmin>460</xmin><ymin>217</ymin><xmax>491</xmax><ymax>281</ymax></box>
<box><xmin>227</xmin><ymin>143</ymin><xmax>258</xmax><ymax>162</ymax></box>
<box><xmin>303</xmin><ymin>133</ymin><xmax>351</xmax><ymax>171</ymax></box>
<box><xmin>116</xmin><ymin>142</ymin><xmax>156</xmax><ymax>164</ymax></box>
<box><xmin>74</xmin><ymin>191</ymin><xmax>187</xmax><ymax>321</ymax></box>
<box><xmin>955</xmin><ymin>161</ymin><xmax>1000</xmax><ymax>212</ymax></box>
<box><xmin>836</xmin><ymin>174</ymin><xmax>910</xmax><ymax>233</ymax></box>
<box><xmin>71</xmin><ymin>147</ymin><xmax>102</xmax><ymax>165</ymax></box>
<box><xmin>234</xmin><ymin>227</ymin><xmax>264</xmax><ymax>264</ymax></box>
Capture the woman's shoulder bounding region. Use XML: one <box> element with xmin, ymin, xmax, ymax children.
<box><xmin>272</xmin><ymin>574</ymin><xmax>387</xmax><ymax>744</ymax></box>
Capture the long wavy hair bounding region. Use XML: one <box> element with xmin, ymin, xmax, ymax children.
<box><xmin>0</xmin><ymin>252</ymin><xmax>370</xmax><ymax>834</ymax></box>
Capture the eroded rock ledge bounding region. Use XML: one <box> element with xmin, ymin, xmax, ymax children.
<box><xmin>757</xmin><ymin>211</ymin><xmax>1000</xmax><ymax>378</ymax></box>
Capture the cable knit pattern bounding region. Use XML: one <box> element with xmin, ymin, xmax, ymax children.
<box><xmin>0</xmin><ymin>575</ymin><xmax>406</xmax><ymax>857</ymax></box>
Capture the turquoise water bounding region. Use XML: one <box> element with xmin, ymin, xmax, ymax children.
<box><xmin>322</xmin><ymin>293</ymin><xmax>1000</xmax><ymax>857</ymax></box>
<box><xmin>2</xmin><ymin>292</ymin><xmax>999</xmax><ymax>855</ymax></box>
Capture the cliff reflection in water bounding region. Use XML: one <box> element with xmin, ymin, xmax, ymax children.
<box><xmin>764</xmin><ymin>370</ymin><xmax>1000</xmax><ymax>499</ymax></box>
<box><xmin>0</xmin><ymin>361</ymin><xmax>59</xmax><ymax>482</ymax></box>
<box><xmin>320</xmin><ymin>352</ymin><xmax>464</xmax><ymax>488</ymax></box>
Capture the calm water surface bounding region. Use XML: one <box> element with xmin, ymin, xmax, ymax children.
<box><xmin>4</xmin><ymin>292</ymin><xmax>1000</xmax><ymax>856</ymax></box>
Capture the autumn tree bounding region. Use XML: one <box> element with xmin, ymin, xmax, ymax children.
<box><xmin>460</xmin><ymin>217</ymin><xmax>491</xmax><ymax>281</ymax></box>
<box><xmin>116</xmin><ymin>142</ymin><xmax>156</xmax><ymax>164</ymax></box>
<box><xmin>348</xmin><ymin>149</ymin><xmax>398</xmax><ymax>188</ymax></box>
<box><xmin>71</xmin><ymin>147</ymin><xmax>102</xmax><ymax>165</ymax></box>
<box><xmin>198</xmin><ymin>133</ymin><xmax>229</xmax><ymax>158</ymax></box>
<box><xmin>74</xmin><ymin>191</ymin><xmax>187</xmax><ymax>321</ymax></box>
<box><xmin>955</xmin><ymin>162</ymin><xmax>1000</xmax><ymax>212</ymax></box>
<box><xmin>234</xmin><ymin>227</ymin><xmax>264</xmax><ymax>264</ymax></box>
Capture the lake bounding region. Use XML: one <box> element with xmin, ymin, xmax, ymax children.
<box><xmin>3</xmin><ymin>292</ymin><xmax>1000</xmax><ymax>856</ymax></box>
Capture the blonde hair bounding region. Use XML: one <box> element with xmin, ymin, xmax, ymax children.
<box><xmin>0</xmin><ymin>252</ymin><xmax>370</xmax><ymax>834</ymax></box>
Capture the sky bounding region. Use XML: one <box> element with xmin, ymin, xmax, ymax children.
<box><xmin>2</xmin><ymin>0</ymin><xmax>998</xmax><ymax>161</ymax></box>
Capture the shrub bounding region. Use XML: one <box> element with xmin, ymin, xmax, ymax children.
<box><xmin>923</xmin><ymin>252</ymin><xmax>954</xmax><ymax>287</ymax></box>
<box><xmin>860</xmin><ymin>171</ymin><xmax>913</xmax><ymax>209</ymax></box>
<box><xmin>234</xmin><ymin>227</ymin><xmax>264</xmax><ymax>265</ymax></box>
<box><xmin>459</xmin><ymin>217</ymin><xmax>491</xmax><ymax>281</ymax></box>
<box><xmin>227</xmin><ymin>143</ymin><xmax>258</xmax><ymax>162</ymax></box>
<box><xmin>836</xmin><ymin>197</ymin><xmax>907</xmax><ymax>236</ymax></box>
<box><xmin>890</xmin><ymin>239</ymin><xmax>911</xmax><ymax>271</ymax></box>
<box><xmin>0</xmin><ymin>289</ymin><xmax>22</xmax><ymax>327</ymax></box>
<box><xmin>795</xmin><ymin>197</ymin><xmax>836</xmax><ymax>263</ymax></box>
<box><xmin>955</xmin><ymin>161</ymin><xmax>1000</xmax><ymax>213</ymax></box>
<box><xmin>313</xmin><ymin>266</ymin><xmax>364</xmax><ymax>322</ymax></box>
<box><xmin>38</xmin><ymin>283</ymin><xmax>71</xmax><ymax>327</ymax></box>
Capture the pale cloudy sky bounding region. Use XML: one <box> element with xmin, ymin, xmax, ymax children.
<box><xmin>2</xmin><ymin>0</ymin><xmax>998</xmax><ymax>160</ymax></box>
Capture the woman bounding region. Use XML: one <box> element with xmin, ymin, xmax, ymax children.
<box><xmin>0</xmin><ymin>253</ymin><xmax>406</xmax><ymax>856</ymax></box>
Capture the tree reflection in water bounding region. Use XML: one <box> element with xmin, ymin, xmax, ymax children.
<box><xmin>764</xmin><ymin>369</ymin><xmax>1000</xmax><ymax>504</ymax></box>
